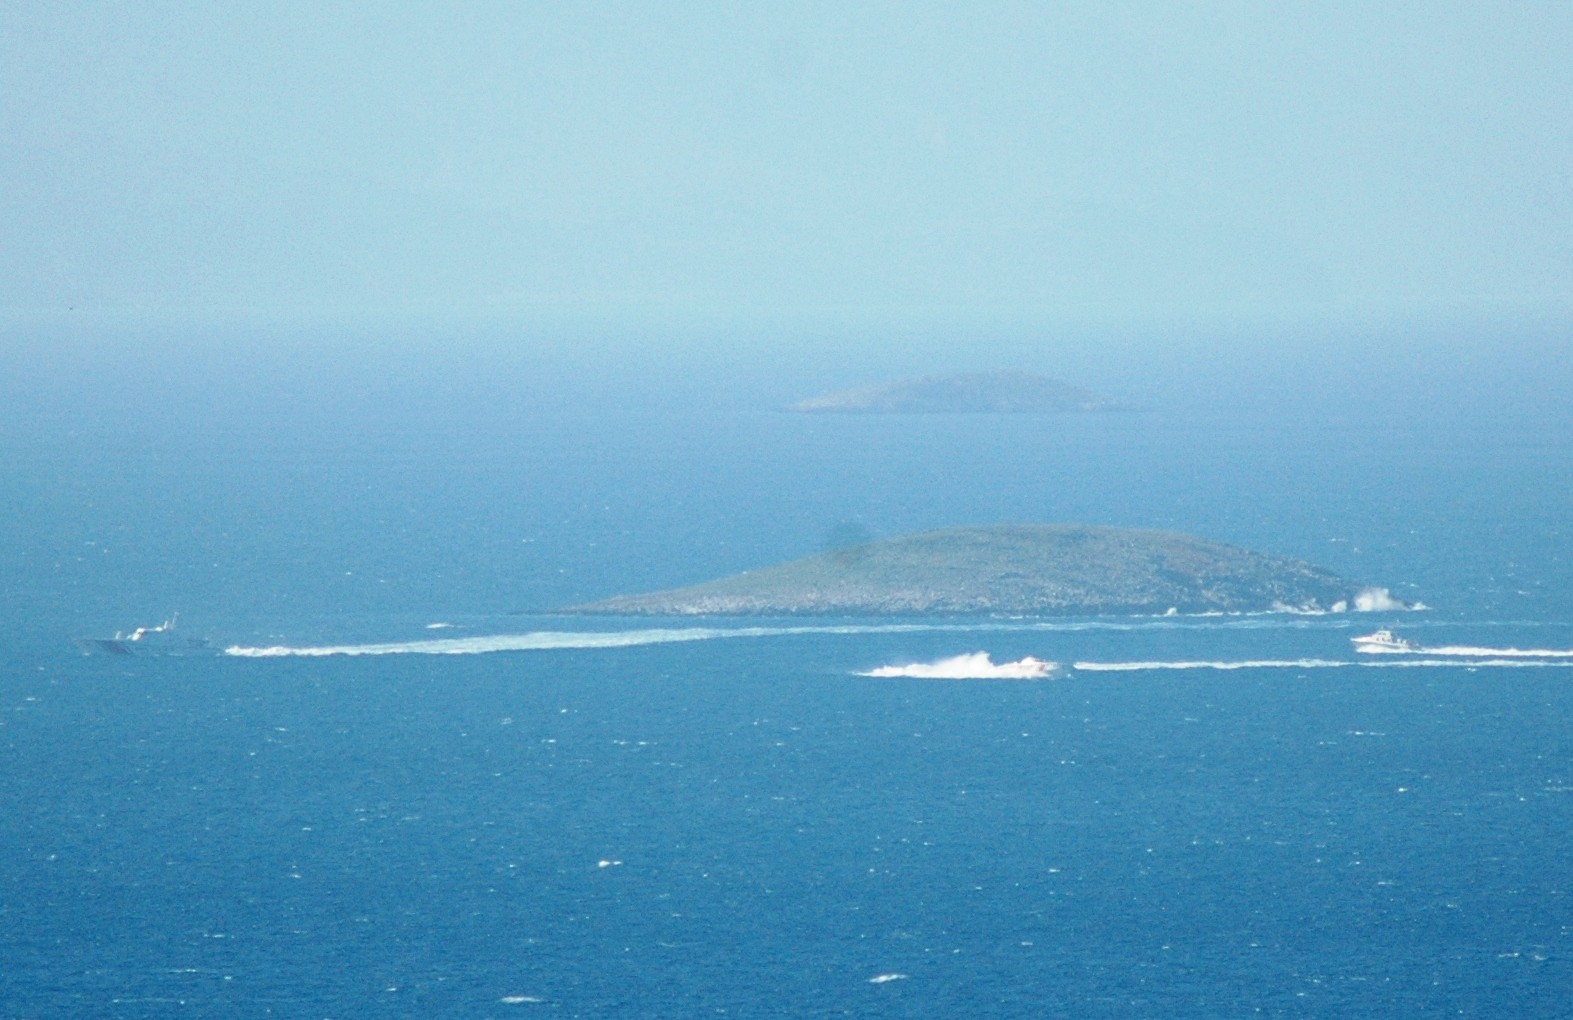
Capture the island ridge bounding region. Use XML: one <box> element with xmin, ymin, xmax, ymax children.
<box><xmin>569</xmin><ymin>524</ymin><xmax>1407</xmax><ymax>616</ymax></box>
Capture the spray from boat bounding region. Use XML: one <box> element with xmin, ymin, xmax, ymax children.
<box><xmin>859</xmin><ymin>652</ymin><xmax>1059</xmax><ymax>679</ymax></box>
<box><xmin>1353</xmin><ymin>629</ymin><xmax>1573</xmax><ymax>659</ymax></box>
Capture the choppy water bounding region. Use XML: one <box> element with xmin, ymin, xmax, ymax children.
<box><xmin>3</xmin><ymin>334</ymin><xmax>1571</xmax><ymax>1017</ymax></box>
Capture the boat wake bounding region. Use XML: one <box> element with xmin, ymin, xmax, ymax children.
<box><xmin>859</xmin><ymin>653</ymin><xmax>1058</xmax><ymax>679</ymax></box>
<box><xmin>1353</xmin><ymin>630</ymin><xmax>1573</xmax><ymax>658</ymax></box>
<box><xmin>222</xmin><ymin>614</ymin><xmax>1365</xmax><ymax>658</ymax></box>
<box><xmin>1075</xmin><ymin>657</ymin><xmax>1573</xmax><ymax>672</ymax></box>
<box><xmin>227</xmin><ymin>626</ymin><xmax>798</xmax><ymax>656</ymax></box>
<box><xmin>216</xmin><ymin>622</ymin><xmax>1573</xmax><ymax>672</ymax></box>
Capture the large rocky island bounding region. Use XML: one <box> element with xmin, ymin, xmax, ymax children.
<box><xmin>569</xmin><ymin>524</ymin><xmax>1405</xmax><ymax>616</ymax></box>
<box><xmin>786</xmin><ymin>371</ymin><xmax>1130</xmax><ymax>414</ymax></box>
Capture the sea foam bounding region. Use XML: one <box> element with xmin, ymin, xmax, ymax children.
<box><xmin>1371</xmin><ymin>643</ymin><xmax>1573</xmax><ymax>658</ymax></box>
<box><xmin>859</xmin><ymin>652</ymin><xmax>1057</xmax><ymax>679</ymax></box>
<box><xmin>222</xmin><ymin>615</ymin><xmax>1355</xmax><ymax>658</ymax></box>
<box><xmin>1074</xmin><ymin>658</ymin><xmax>1573</xmax><ymax>672</ymax></box>
<box><xmin>1352</xmin><ymin>587</ymin><xmax>1412</xmax><ymax>612</ymax></box>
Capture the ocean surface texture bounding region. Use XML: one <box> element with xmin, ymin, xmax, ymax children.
<box><xmin>3</xmin><ymin>338</ymin><xmax>1571</xmax><ymax>1018</ymax></box>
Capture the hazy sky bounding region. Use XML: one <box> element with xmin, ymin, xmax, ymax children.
<box><xmin>2</xmin><ymin>2</ymin><xmax>1569</xmax><ymax>327</ymax></box>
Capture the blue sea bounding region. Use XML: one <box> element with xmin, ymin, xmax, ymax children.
<box><xmin>3</xmin><ymin>324</ymin><xmax>1571</xmax><ymax>1017</ymax></box>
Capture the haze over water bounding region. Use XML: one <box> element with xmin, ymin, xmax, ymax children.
<box><xmin>3</xmin><ymin>4</ymin><xmax>1572</xmax><ymax>1017</ymax></box>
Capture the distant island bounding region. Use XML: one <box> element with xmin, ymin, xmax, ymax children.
<box><xmin>786</xmin><ymin>371</ymin><xmax>1132</xmax><ymax>414</ymax></box>
<box><xmin>568</xmin><ymin>524</ymin><xmax>1408</xmax><ymax>616</ymax></box>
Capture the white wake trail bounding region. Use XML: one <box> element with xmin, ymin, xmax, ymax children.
<box><xmin>1075</xmin><ymin>658</ymin><xmax>1573</xmax><ymax>672</ymax></box>
<box><xmin>860</xmin><ymin>652</ymin><xmax>1057</xmax><ymax>679</ymax></box>
<box><xmin>1396</xmin><ymin>644</ymin><xmax>1573</xmax><ymax>658</ymax></box>
<box><xmin>1354</xmin><ymin>629</ymin><xmax>1573</xmax><ymax>659</ymax></box>
<box><xmin>222</xmin><ymin>614</ymin><xmax>1375</xmax><ymax>658</ymax></box>
<box><xmin>1075</xmin><ymin>658</ymin><xmax>1351</xmax><ymax>671</ymax></box>
<box><xmin>224</xmin><ymin>622</ymin><xmax>995</xmax><ymax>657</ymax></box>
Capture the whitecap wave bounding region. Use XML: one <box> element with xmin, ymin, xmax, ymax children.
<box><xmin>1273</xmin><ymin>587</ymin><xmax>1418</xmax><ymax>615</ymax></box>
<box><xmin>1352</xmin><ymin>587</ymin><xmax>1413</xmax><ymax>612</ymax></box>
<box><xmin>859</xmin><ymin>652</ymin><xmax>1057</xmax><ymax>679</ymax></box>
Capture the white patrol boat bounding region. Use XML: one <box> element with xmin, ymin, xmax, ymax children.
<box><xmin>1351</xmin><ymin>629</ymin><xmax>1419</xmax><ymax>654</ymax></box>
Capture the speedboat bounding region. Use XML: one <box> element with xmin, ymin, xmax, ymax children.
<box><xmin>1351</xmin><ymin>629</ymin><xmax>1419</xmax><ymax>654</ymax></box>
